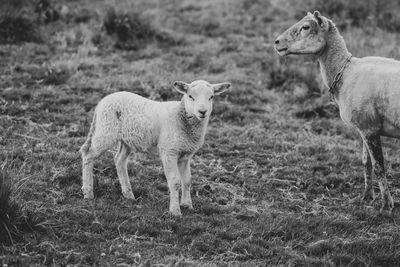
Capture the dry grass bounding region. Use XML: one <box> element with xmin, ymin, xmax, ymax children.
<box><xmin>1</xmin><ymin>0</ymin><xmax>400</xmax><ymax>265</ymax></box>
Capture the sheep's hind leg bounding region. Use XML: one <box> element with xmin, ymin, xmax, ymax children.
<box><xmin>361</xmin><ymin>140</ymin><xmax>375</xmax><ymax>203</ymax></box>
<box><xmin>179</xmin><ymin>158</ymin><xmax>193</xmax><ymax>210</ymax></box>
<box><xmin>161</xmin><ymin>153</ymin><xmax>182</xmax><ymax>216</ymax></box>
<box><xmin>114</xmin><ymin>141</ymin><xmax>135</xmax><ymax>199</ymax></box>
<box><xmin>81</xmin><ymin>135</ymin><xmax>117</xmax><ymax>199</ymax></box>
<box><xmin>364</xmin><ymin>134</ymin><xmax>394</xmax><ymax>214</ymax></box>
<box><xmin>81</xmin><ymin>150</ymin><xmax>95</xmax><ymax>199</ymax></box>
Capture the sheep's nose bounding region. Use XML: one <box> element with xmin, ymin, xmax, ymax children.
<box><xmin>275</xmin><ymin>38</ymin><xmax>280</xmax><ymax>44</ymax></box>
<box><xmin>199</xmin><ymin>110</ymin><xmax>207</xmax><ymax>115</ymax></box>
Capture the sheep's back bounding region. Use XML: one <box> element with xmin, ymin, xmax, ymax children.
<box><xmin>94</xmin><ymin>92</ymin><xmax>162</xmax><ymax>151</ymax></box>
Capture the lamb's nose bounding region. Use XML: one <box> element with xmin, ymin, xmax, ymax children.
<box><xmin>275</xmin><ymin>39</ymin><xmax>280</xmax><ymax>44</ymax></box>
<box><xmin>199</xmin><ymin>110</ymin><xmax>207</xmax><ymax>115</ymax></box>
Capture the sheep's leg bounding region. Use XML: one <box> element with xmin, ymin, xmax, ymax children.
<box><xmin>361</xmin><ymin>140</ymin><xmax>374</xmax><ymax>202</ymax></box>
<box><xmin>81</xmin><ymin>135</ymin><xmax>116</xmax><ymax>199</ymax></box>
<box><xmin>161</xmin><ymin>153</ymin><xmax>181</xmax><ymax>216</ymax></box>
<box><xmin>114</xmin><ymin>141</ymin><xmax>135</xmax><ymax>199</ymax></box>
<box><xmin>81</xmin><ymin>151</ymin><xmax>95</xmax><ymax>199</ymax></box>
<box><xmin>179</xmin><ymin>158</ymin><xmax>193</xmax><ymax>209</ymax></box>
<box><xmin>363</xmin><ymin>134</ymin><xmax>394</xmax><ymax>213</ymax></box>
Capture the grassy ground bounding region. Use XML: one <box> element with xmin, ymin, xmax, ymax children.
<box><xmin>1</xmin><ymin>0</ymin><xmax>400</xmax><ymax>266</ymax></box>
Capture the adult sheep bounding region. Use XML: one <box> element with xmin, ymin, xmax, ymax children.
<box><xmin>80</xmin><ymin>80</ymin><xmax>231</xmax><ymax>216</ymax></box>
<box><xmin>274</xmin><ymin>11</ymin><xmax>400</xmax><ymax>214</ymax></box>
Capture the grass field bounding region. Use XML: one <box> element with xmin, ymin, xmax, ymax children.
<box><xmin>2</xmin><ymin>0</ymin><xmax>400</xmax><ymax>266</ymax></box>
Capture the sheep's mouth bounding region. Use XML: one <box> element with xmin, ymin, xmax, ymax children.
<box><xmin>199</xmin><ymin>115</ymin><xmax>206</xmax><ymax>119</ymax></box>
<box><xmin>275</xmin><ymin>46</ymin><xmax>288</xmax><ymax>55</ymax></box>
<box><xmin>276</xmin><ymin>47</ymin><xmax>288</xmax><ymax>52</ymax></box>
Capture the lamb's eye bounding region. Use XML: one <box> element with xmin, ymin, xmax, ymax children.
<box><xmin>209</xmin><ymin>95</ymin><xmax>214</xmax><ymax>101</ymax></box>
<box><xmin>302</xmin><ymin>25</ymin><xmax>310</xmax><ymax>31</ymax></box>
<box><xmin>189</xmin><ymin>95</ymin><xmax>194</xmax><ymax>101</ymax></box>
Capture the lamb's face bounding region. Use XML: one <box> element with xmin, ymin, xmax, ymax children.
<box><xmin>185</xmin><ymin>83</ymin><xmax>214</xmax><ymax>120</ymax></box>
<box><xmin>173</xmin><ymin>80</ymin><xmax>231</xmax><ymax>120</ymax></box>
<box><xmin>274</xmin><ymin>11</ymin><xmax>328</xmax><ymax>56</ymax></box>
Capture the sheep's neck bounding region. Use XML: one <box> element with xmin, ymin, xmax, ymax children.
<box><xmin>317</xmin><ymin>21</ymin><xmax>352</xmax><ymax>90</ymax></box>
<box><xmin>178</xmin><ymin>100</ymin><xmax>208</xmax><ymax>142</ymax></box>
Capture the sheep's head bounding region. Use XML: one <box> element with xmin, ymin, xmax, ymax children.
<box><xmin>173</xmin><ymin>80</ymin><xmax>230</xmax><ymax>120</ymax></box>
<box><xmin>274</xmin><ymin>11</ymin><xmax>329</xmax><ymax>56</ymax></box>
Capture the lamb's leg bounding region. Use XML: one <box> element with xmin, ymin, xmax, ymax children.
<box><xmin>161</xmin><ymin>153</ymin><xmax>181</xmax><ymax>216</ymax></box>
<box><xmin>81</xmin><ymin>151</ymin><xmax>95</xmax><ymax>199</ymax></box>
<box><xmin>114</xmin><ymin>141</ymin><xmax>135</xmax><ymax>199</ymax></box>
<box><xmin>81</xmin><ymin>135</ymin><xmax>116</xmax><ymax>199</ymax></box>
<box><xmin>179</xmin><ymin>158</ymin><xmax>193</xmax><ymax>209</ymax></box>
<box><xmin>361</xmin><ymin>140</ymin><xmax>374</xmax><ymax>202</ymax></box>
<box><xmin>363</xmin><ymin>134</ymin><xmax>394</xmax><ymax>213</ymax></box>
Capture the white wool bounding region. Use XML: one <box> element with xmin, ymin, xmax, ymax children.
<box><xmin>84</xmin><ymin>92</ymin><xmax>207</xmax><ymax>155</ymax></box>
<box><xmin>275</xmin><ymin>11</ymin><xmax>399</xmax><ymax>213</ymax></box>
<box><xmin>80</xmin><ymin>80</ymin><xmax>231</xmax><ymax>216</ymax></box>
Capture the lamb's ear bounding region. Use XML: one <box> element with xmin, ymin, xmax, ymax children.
<box><xmin>212</xmin><ymin>82</ymin><xmax>231</xmax><ymax>95</ymax></box>
<box><xmin>173</xmin><ymin>81</ymin><xmax>189</xmax><ymax>94</ymax></box>
<box><xmin>313</xmin><ymin>10</ymin><xmax>329</xmax><ymax>31</ymax></box>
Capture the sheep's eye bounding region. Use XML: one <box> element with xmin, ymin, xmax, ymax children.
<box><xmin>189</xmin><ymin>95</ymin><xmax>194</xmax><ymax>101</ymax></box>
<box><xmin>209</xmin><ymin>96</ymin><xmax>214</xmax><ymax>101</ymax></box>
<box><xmin>302</xmin><ymin>25</ymin><xmax>310</xmax><ymax>31</ymax></box>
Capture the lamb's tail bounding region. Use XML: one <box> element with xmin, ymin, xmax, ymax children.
<box><xmin>80</xmin><ymin>110</ymin><xmax>97</xmax><ymax>154</ymax></box>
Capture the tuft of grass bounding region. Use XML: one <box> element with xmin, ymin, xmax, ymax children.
<box><xmin>103</xmin><ymin>7</ymin><xmax>181</xmax><ymax>50</ymax></box>
<box><xmin>103</xmin><ymin>7</ymin><xmax>157</xmax><ymax>50</ymax></box>
<box><xmin>0</xmin><ymin>0</ymin><xmax>41</xmax><ymax>44</ymax></box>
<box><xmin>0</xmin><ymin>170</ymin><xmax>22</xmax><ymax>246</ymax></box>
<box><xmin>268</xmin><ymin>61</ymin><xmax>321</xmax><ymax>100</ymax></box>
<box><xmin>34</xmin><ymin>0</ymin><xmax>59</xmax><ymax>24</ymax></box>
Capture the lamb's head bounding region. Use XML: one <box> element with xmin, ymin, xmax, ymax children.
<box><xmin>274</xmin><ymin>11</ymin><xmax>330</xmax><ymax>56</ymax></box>
<box><xmin>173</xmin><ymin>80</ymin><xmax>231</xmax><ymax>120</ymax></box>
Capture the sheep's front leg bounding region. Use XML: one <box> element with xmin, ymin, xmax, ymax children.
<box><xmin>179</xmin><ymin>158</ymin><xmax>193</xmax><ymax>210</ymax></box>
<box><xmin>161</xmin><ymin>153</ymin><xmax>182</xmax><ymax>216</ymax></box>
<box><xmin>363</xmin><ymin>134</ymin><xmax>394</xmax><ymax>213</ymax></box>
<box><xmin>361</xmin><ymin>140</ymin><xmax>374</xmax><ymax>202</ymax></box>
<box><xmin>114</xmin><ymin>141</ymin><xmax>135</xmax><ymax>199</ymax></box>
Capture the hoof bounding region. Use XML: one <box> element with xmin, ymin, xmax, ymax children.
<box><xmin>169</xmin><ymin>211</ymin><xmax>182</xmax><ymax>217</ymax></box>
<box><xmin>379</xmin><ymin>208</ymin><xmax>392</xmax><ymax>217</ymax></box>
<box><xmin>379</xmin><ymin>196</ymin><xmax>394</xmax><ymax>215</ymax></box>
<box><xmin>349</xmin><ymin>195</ymin><xmax>361</xmax><ymax>204</ymax></box>
<box><xmin>349</xmin><ymin>195</ymin><xmax>369</xmax><ymax>205</ymax></box>
<box><xmin>169</xmin><ymin>208</ymin><xmax>182</xmax><ymax>217</ymax></box>
<box><xmin>122</xmin><ymin>190</ymin><xmax>135</xmax><ymax>200</ymax></box>
<box><xmin>180</xmin><ymin>203</ymin><xmax>194</xmax><ymax>210</ymax></box>
<box><xmin>362</xmin><ymin>189</ymin><xmax>375</xmax><ymax>204</ymax></box>
<box><xmin>161</xmin><ymin>211</ymin><xmax>181</xmax><ymax>219</ymax></box>
<box><xmin>82</xmin><ymin>188</ymin><xmax>94</xmax><ymax>199</ymax></box>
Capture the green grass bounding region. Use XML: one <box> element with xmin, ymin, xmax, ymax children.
<box><xmin>1</xmin><ymin>0</ymin><xmax>400</xmax><ymax>265</ymax></box>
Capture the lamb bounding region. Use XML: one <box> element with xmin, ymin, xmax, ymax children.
<box><xmin>80</xmin><ymin>80</ymin><xmax>231</xmax><ymax>216</ymax></box>
<box><xmin>274</xmin><ymin>11</ymin><xmax>400</xmax><ymax>214</ymax></box>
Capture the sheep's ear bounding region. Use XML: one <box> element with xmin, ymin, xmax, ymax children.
<box><xmin>313</xmin><ymin>11</ymin><xmax>322</xmax><ymax>24</ymax></box>
<box><xmin>313</xmin><ymin>10</ymin><xmax>329</xmax><ymax>31</ymax></box>
<box><xmin>212</xmin><ymin>82</ymin><xmax>231</xmax><ymax>95</ymax></box>
<box><xmin>173</xmin><ymin>81</ymin><xmax>189</xmax><ymax>94</ymax></box>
